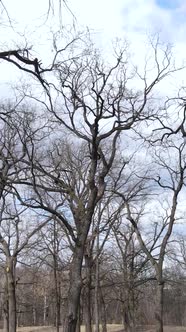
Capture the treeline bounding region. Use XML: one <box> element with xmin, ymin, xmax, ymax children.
<box><xmin>0</xmin><ymin>246</ymin><xmax>186</xmax><ymax>329</ymax></box>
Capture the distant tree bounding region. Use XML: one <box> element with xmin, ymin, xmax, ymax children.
<box><xmin>114</xmin><ymin>141</ymin><xmax>186</xmax><ymax>332</ymax></box>
<box><xmin>111</xmin><ymin>220</ymin><xmax>150</xmax><ymax>332</ymax></box>
<box><xmin>0</xmin><ymin>107</ymin><xmax>52</xmax><ymax>332</ymax></box>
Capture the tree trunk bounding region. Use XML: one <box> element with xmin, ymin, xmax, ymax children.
<box><xmin>64</xmin><ymin>184</ymin><xmax>98</xmax><ymax>332</ymax></box>
<box><xmin>33</xmin><ymin>306</ymin><xmax>36</xmax><ymax>326</ymax></box>
<box><xmin>94</xmin><ymin>232</ymin><xmax>100</xmax><ymax>332</ymax></box>
<box><xmin>100</xmin><ymin>289</ymin><xmax>107</xmax><ymax>332</ymax></box>
<box><xmin>155</xmin><ymin>282</ymin><xmax>164</xmax><ymax>332</ymax></box>
<box><xmin>53</xmin><ymin>219</ymin><xmax>60</xmax><ymax>332</ymax></box>
<box><xmin>55</xmin><ymin>284</ymin><xmax>61</xmax><ymax>332</ymax></box>
<box><xmin>128</xmin><ymin>291</ymin><xmax>136</xmax><ymax>332</ymax></box>
<box><xmin>3</xmin><ymin>314</ymin><xmax>8</xmax><ymax>332</ymax></box>
<box><xmin>123</xmin><ymin>302</ymin><xmax>135</xmax><ymax>332</ymax></box>
<box><xmin>3</xmin><ymin>301</ymin><xmax>9</xmax><ymax>332</ymax></box>
<box><xmin>3</xmin><ymin>276</ymin><xmax>9</xmax><ymax>332</ymax></box>
<box><xmin>84</xmin><ymin>254</ymin><xmax>92</xmax><ymax>332</ymax></box>
<box><xmin>6</xmin><ymin>258</ymin><xmax>16</xmax><ymax>332</ymax></box>
<box><xmin>54</xmin><ymin>258</ymin><xmax>60</xmax><ymax>332</ymax></box>
<box><xmin>123</xmin><ymin>310</ymin><xmax>130</xmax><ymax>332</ymax></box>
<box><xmin>76</xmin><ymin>306</ymin><xmax>81</xmax><ymax>332</ymax></box>
<box><xmin>64</xmin><ymin>244</ymin><xmax>84</xmax><ymax>332</ymax></box>
<box><xmin>43</xmin><ymin>294</ymin><xmax>47</xmax><ymax>326</ymax></box>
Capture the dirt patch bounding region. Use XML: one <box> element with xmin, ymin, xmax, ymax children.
<box><xmin>159</xmin><ymin>327</ymin><xmax>186</xmax><ymax>332</ymax></box>
<box><xmin>137</xmin><ymin>326</ymin><xmax>186</xmax><ymax>332</ymax></box>
<box><xmin>17</xmin><ymin>328</ymin><xmax>54</xmax><ymax>332</ymax></box>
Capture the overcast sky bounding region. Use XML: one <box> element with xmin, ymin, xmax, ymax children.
<box><xmin>1</xmin><ymin>0</ymin><xmax>186</xmax><ymax>231</ymax></box>
<box><xmin>0</xmin><ymin>0</ymin><xmax>186</xmax><ymax>97</ymax></box>
<box><xmin>2</xmin><ymin>0</ymin><xmax>186</xmax><ymax>43</ymax></box>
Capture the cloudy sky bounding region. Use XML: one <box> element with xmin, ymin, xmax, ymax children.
<box><xmin>0</xmin><ymin>0</ymin><xmax>186</xmax><ymax>97</ymax></box>
<box><xmin>70</xmin><ymin>0</ymin><xmax>185</xmax><ymax>42</ymax></box>
<box><xmin>5</xmin><ymin>0</ymin><xmax>186</xmax><ymax>43</ymax></box>
<box><xmin>1</xmin><ymin>0</ymin><xmax>186</xmax><ymax>232</ymax></box>
<box><xmin>1</xmin><ymin>0</ymin><xmax>186</xmax><ymax>53</ymax></box>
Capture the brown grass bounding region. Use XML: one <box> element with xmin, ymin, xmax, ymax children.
<box><xmin>0</xmin><ymin>324</ymin><xmax>185</xmax><ymax>332</ymax></box>
<box><xmin>14</xmin><ymin>324</ymin><xmax>123</xmax><ymax>332</ymax></box>
<box><xmin>138</xmin><ymin>326</ymin><xmax>186</xmax><ymax>332</ymax></box>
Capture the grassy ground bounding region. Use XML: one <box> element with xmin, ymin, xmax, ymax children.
<box><xmin>15</xmin><ymin>325</ymin><xmax>123</xmax><ymax>332</ymax></box>
<box><xmin>0</xmin><ymin>324</ymin><xmax>185</xmax><ymax>332</ymax></box>
<box><xmin>137</xmin><ymin>326</ymin><xmax>186</xmax><ymax>332</ymax></box>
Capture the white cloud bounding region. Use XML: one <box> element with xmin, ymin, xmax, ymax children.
<box><xmin>1</xmin><ymin>0</ymin><xmax>186</xmax><ymax>98</ymax></box>
<box><xmin>1</xmin><ymin>0</ymin><xmax>186</xmax><ymax>50</ymax></box>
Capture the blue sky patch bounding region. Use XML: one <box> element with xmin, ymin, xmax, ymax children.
<box><xmin>156</xmin><ymin>0</ymin><xmax>180</xmax><ymax>9</ymax></box>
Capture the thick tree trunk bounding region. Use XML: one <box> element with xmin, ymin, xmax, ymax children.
<box><xmin>64</xmin><ymin>185</ymin><xmax>98</xmax><ymax>332</ymax></box>
<box><xmin>94</xmin><ymin>229</ymin><xmax>100</xmax><ymax>332</ymax></box>
<box><xmin>3</xmin><ymin>302</ymin><xmax>9</xmax><ymax>332</ymax></box>
<box><xmin>123</xmin><ymin>301</ymin><xmax>136</xmax><ymax>332</ymax></box>
<box><xmin>6</xmin><ymin>258</ymin><xmax>16</xmax><ymax>332</ymax></box>
<box><xmin>3</xmin><ymin>277</ymin><xmax>9</xmax><ymax>332</ymax></box>
<box><xmin>54</xmin><ymin>261</ymin><xmax>60</xmax><ymax>332</ymax></box>
<box><xmin>155</xmin><ymin>282</ymin><xmax>164</xmax><ymax>332</ymax></box>
<box><xmin>84</xmin><ymin>255</ymin><xmax>92</xmax><ymax>332</ymax></box>
<box><xmin>84</xmin><ymin>288</ymin><xmax>92</xmax><ymax>332</ymax></box>
<box><xmin>64</xmin><ymin>244</ymin><xmax>84</xmax><ymax>332</ymax></box>
<box><xmin>128</xmin><ymin>292</ymin><xmax>136</xmax><ymax>332</ymax></box>
<box><xmin>123</xmin><ymin>310</ymin><xmax>131</xmax><ymax>332</ymax></box>
<box><xmin>76</xmin><ymin>307</ymin><xmax>81</xmax><ymax>332</ymax></box>
<box><xmin>100</xmin><ymin>289</ymin><xmax>107</xmax><ymax>332</ymax></box>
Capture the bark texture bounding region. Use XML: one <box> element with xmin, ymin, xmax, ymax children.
<box><xmin>155</xmin><ymin>282</ymin><xmax>164</xmax><ymax>332</ymax></box>
<box><xmin>6</xmin><ymin>258</ymin><xmax>16</xmax><ymax>332</ymax></box>
<box><xmin>84</xmin><ymin>254</ymin><xmax>92</xmax><ymax>332</ymax></box>
<box><xmin>64</xmin><ymin>244</ymin><xmax>84</xmax><ymax>332</ymax></box>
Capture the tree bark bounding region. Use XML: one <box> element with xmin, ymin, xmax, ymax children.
<box><xmin>3</xmin><ymin>314</ymin><xmax>8</xmax><ymax>332</ymax></box>
<box><xmin>6</xmin><ymin>258</ymin><xmax>16</xmax><ymax>332</ymax></box>
<box><xmin>155</xmin><ymin>282</ymin><xmax>164</xmax><ymax>332</ymax></box>
<box><xmin>54</xmin><ymin>255</ymin><xmax>60</xmax><ymax>332</ymax></box>
<box><xmin>3</xmin><ymin>294</ymin><xmax>9</xmax><ymax>332</ymax></box>
<box><xmin>33</xmin><ymin>305</ymin><xmax>36</xmax><ymax>326</ymax></box>
<box><xmin>55</xmin><ymin>278</ymin><xmax>61</xmax><ymax>332</ymax></box>
<box><xmin>94</xmin><ymin>231</ymin><xmax>100</xmax><ymax>332</ymax></box>
<box><xmin>123</xmin><ymin>296</ymin><xmax>136</xmax><ymax>332</ymax></box>
<box><xmin>53</xmin><ymin>219</ymin><xmax>61</xmax><ymax>332</ymax></box>
<box><xmin>3</xmin><ymin>275</ymin><xmax>9</xmax><ymax>332</ymax></box>
<box><xmin>100</xmin><ymin>288</ymin><xmax>107</xmax><ymax>332</ymax></box>
<box><xmin>64</xmin><ymin>243</ymin><xmax>84</xmax><ymax>332</ymax></box>
<box><xmin>76</xmin><ymin>306</ymin><xmax>81</xmax><ymax>332</ymax></box>
<box><xmin>84</xmin><ymin>254</ymin><xmax>92</xmax><ymax>332</ymax></box>
<box><xmin>43</xmin><ymin>294</ymin><xmax>47</xmax><ymax>326</ymax></box>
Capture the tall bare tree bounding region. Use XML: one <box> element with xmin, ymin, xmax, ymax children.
<box><xmin>6</xmin><ymin>38</ymin><xmax>179</xmax><ymax>332</ymax></box>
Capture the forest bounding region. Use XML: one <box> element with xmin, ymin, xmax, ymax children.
<box><xmin>0</xmin><ymin>2</ymin><xmax>186</xmax><ymax>332</ymax></box>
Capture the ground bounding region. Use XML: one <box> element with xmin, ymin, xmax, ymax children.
<box><xmin>1</xmin><ymin>325</ymin><xmax>186</xmax><ymax>332</ymax></box>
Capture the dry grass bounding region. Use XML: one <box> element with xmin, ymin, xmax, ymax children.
<box><xmin>0</xmin><ymin>324</ymin><xmax>185</xmax><ymax>332</ymax></box>
<box><xmin>17</xmin><ymin>328</ymin><xmax>53</xmax><ymax>332</ymax></box>
<box><xmin>138</xmin><ymin>326</ymin><xmax>186</xmax><ymax>332</ymax></box>
<box><xmin>156</xmin><ymin>327</ymin><xmax>186</xmax><ymax>332</ymax></box>
<box><xmin>14</xmin><ymin>325</ymin><xmax>123</xmax><ymax>332</ymax></box>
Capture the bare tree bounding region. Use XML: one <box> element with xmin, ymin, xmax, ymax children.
<box><xmin>111</xmin><ymin>220</ymin><xmax>150</xmax><ymax>332</ymax></box>
<box><xmin>6</xmin><ymin>37</ymin><xmax>179</xmax><ymax>332</ymax></box>
<box><xmin>114</xmin><ymin>140</ymin><xmax>186</xmax><ymax>332</ymax></box>
<box><xmin>0</xmin><ymin>106</ymin><xmax>54</xmax><ymax>332</ymax></box>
